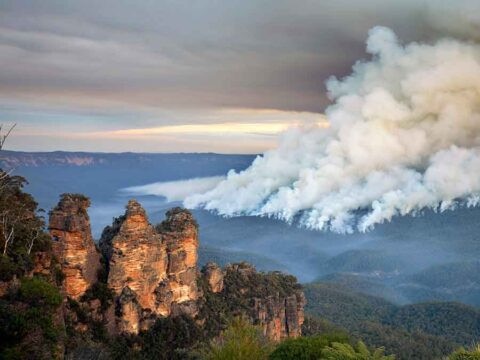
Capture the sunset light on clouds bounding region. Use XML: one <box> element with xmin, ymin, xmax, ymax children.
<box><xmin>0</xmin><ymin>0</ymin><xmax>475</xmax><ymax>153</ymax></box>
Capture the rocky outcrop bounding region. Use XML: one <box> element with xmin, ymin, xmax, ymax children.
<box><xmin>157</xmin><ymin>207</ymin><xmax>200</xmax><ymax>317</ymax></box>
<box><xmin>202</xmin><ymin>262</ymin><xmax>224</xmax><ymax>293</ymax></box>
<box><xmin>49</xmin><ymin>194</ymin><xmax>100</xmax><ymax>300</ymax></box>
<box><xmin>49</xmin><ymin>196</ymin><xmax>305</xmax><ymax>342</ymax></box>
<box><xmin>99</xmin><ymin>202</ymin><xmax>199</xmax><ymax>334</ymax></box>
<box><xmin>251</xmin><ymin>292</ymin><xmax>305</xmax><ymax>341</ymax></box>
<box><xmin>103</xmin><ymin>201</ymin><xmax>166</xmax><ymax>310</ymax></box>
<box><xmin>219</xmin><ymin>262</ymin><xmax>306</xmax><ymax>341</ymax></box>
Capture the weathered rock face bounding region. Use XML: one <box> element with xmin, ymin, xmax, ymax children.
<box><xmin>202</xmin><ymin>262</ymin><xmax>224</xmax><ymax>293</ymax></box>
<box><xmin>157</xmin><ymin>207</ymin><xmax>200</xmax><ymax>317</ymax></box>
<box><xmin>252</xmin><ymin>292</ymin><xmax>305</xmax><ymax>341</ymax></box>
<box><xmin>49</xmin><ymin>194</ymin><xmax>100</xmax><ymax>300</ymax></box>
<box><xmin>103</xmin><ymin>200</ymin><xmax>166</xmax><ymax>312</ymax></box>
<box><xmin>99</xmin><ymin>202</ymin><xmax>199</xmax><ymax>334</ymax></box>
<box><xmin>221</xmin><ymin>262</ymin><xmax>305</xmax><ymax>341</ymax></box>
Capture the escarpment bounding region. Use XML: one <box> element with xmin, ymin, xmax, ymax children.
<box><xmin>49</xmin><ymin>195</ymin><xmax>305</xmax><ymax>341</ymax></box>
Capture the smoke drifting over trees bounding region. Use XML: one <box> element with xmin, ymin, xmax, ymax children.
<box><xmin>187</xmin><ymin>25</ymin><xmax>480</xmax><ymax>232</ymax></box>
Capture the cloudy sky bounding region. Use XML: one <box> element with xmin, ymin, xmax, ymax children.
<box><xmin>0</xmin><ymin>0</ymin><xmax>476</xmax><ymax>153</ymax></box>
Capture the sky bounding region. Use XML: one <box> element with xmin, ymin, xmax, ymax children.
<box><xmin>0</xmin><ymin>0</ymin><xmax>477</xmax><ymax>153</ymax></box>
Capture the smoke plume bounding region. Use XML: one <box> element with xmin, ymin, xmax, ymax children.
<box><xmin>185</xmin><ymin>26</ymin><xmax>480</xmax><ymax>233</ymax></box>
<box><xmin>122</xmin><ymin>176</ymin><xmax>224</xmax><ymax>202</ymax></box>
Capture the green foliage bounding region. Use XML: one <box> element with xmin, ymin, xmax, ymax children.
<box><xmin>197</xmin><ymin>263</ymin><xmax>302</xmax><ymax>341</ymax></box>
<box><xmin>302</xmin><ymin>316</ymin><xmax>346</xmax><ymax>337</ymax></box>
<box><xmin>0</xmin><ymin>171</ymin><xmax>50</xmax><ymax>281</ymax></box>
<box><xmin>354</xmin><ymin>321</ymin><xmax>454</xmax><ymax>360</ymax></box>
<box><xmin>67</xmin><ymin>298</ymin><xmax>89</xmax><ymax>323</ymax></box>
<box><xmin>385</xmin><ymin>302</ymin><xmax>480</xmax><ymax>346</ymax></box>
<box><xmin>269</xmin><ymin>333</ymin><xmax>350</xmax><ymax>360</ymax></box>
<box><xmin>110</xmin><ymin>314</ymin><xmax>203</xmax><ymax>360</ymax></box>
<box><xmin>18</xmin><ymin>276</ymin><xmax>62</xmax><ymax>308</ymax></box>
<box><xmin>449</xmin><ymin>345</ymin><xmax>480</xmax><ymax>360</ymax></box>
<box><xmin>0</xmin><ymin>250</ymin><xmax>37</xmax><ymax>282</ymax></box>
<box><xmin>321</xmin><ymin>341</ymin><xmax>395</xmax><ymax>360</ymax></box>
<box><xmin>304</xmin><ymin>281</ymin><xmax>460</xmax><ymax>359</ymax></box>
<box><xmin>81</xmin><ymin>281</ymin><xmax>115</xmax><ymax>312</ymax></box>
<box><xmin>220</xmin><ymin>263</ymin><xmax>301</xmax><ymax>316</ymax></box>
<box><xmin>53</xmin><ymin>264</ymin><xmax>66</xmax><ymax>286</ymax></box>
<box><xmin>140</xmin><ymin>315</ymin><xmax>202</xmax><ymax>359</ymax></box>
<box><xmin>0</xmin><ymin>281</ymin><xmax>63</xmax><ymax>360</ymax></box>
<box><xmin>202</xmin><ymin>317</ymin><xmax>272</xmax><ymax>360</ymax></box>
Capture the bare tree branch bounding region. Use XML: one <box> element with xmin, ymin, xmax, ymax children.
<box><xmin>26</xmin><ymin>228</ymin><xmax>41</xmax><ymax>255</ymax></box>
<box><xmin>0</xmin><ymin>124</ymin><xmax>17</xmax><ymax>192</ymax></box>
<box><xmin>0</xmin><ymin>123</ymin><xmax>16</xmax><ymax>151</ymax></box>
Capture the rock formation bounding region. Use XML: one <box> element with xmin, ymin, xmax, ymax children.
<box><xmin>99</xmin><ymin>202</ymin><xmax>199</xmax><ymax>334</ymax></box>
<box><xmin>252</xmin><ymin>292</ymin><xmax>305</xmax><ymax>341</ymax></box>
<box><xmin>49</xmin><ymin>196</ymin><xmax>305</xmax><ymax>341</ymax></box>
<box><xmin>49</xmin><ymin>194</ymin><xmax>100</xmax><ymax>300</ymax></box>
<box><xmin>202</xmin><ymin>262</ymin><xmax>224</xmax><ymax>293</ymax></box>
<box><xmin>220</xmin><ymin>262</ymin><xmax>305</xmax><ymax>341</ymax></box>
<box><xmin>156</xmin><ymin>207</ymin><xmax>200</xmax><ymax>317</ymax></box>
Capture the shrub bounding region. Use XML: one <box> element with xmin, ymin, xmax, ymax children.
<box><xmin>18</xmin><ymin>277</ymin><xmax>62</xmax><ymax>308</ymax></box>
<box><xmin>0</xmin><ymin>255</ymin><xmax>18</xmax><ymax>281</ymax></box>
<box><xmin>140</xmin><ymin>315</ymin><xmax>203</xmax><ymax>359</ymax></box>
<box><xmin>322</xmin><ymin>341</ymin><xmax>395</xmax><ymax>360</ymax></box>
<box><xmin>269</xmin><ymin>332</ymin><xmax>351</xmax><ymax>360</ymax></box>
<box><xmin>81</xmin><ymin>282</ymin><xmax>114</xmax><ymax>312</ymax></box>
<box><xmin>449</xmin><ymin>345</ymin><xmax>480</xmax><ymax>360</ymax></box>
<box><xmin>203</xmin><ymin>317</ymin><xmax>272</xmax><ymax>360</ymax></box>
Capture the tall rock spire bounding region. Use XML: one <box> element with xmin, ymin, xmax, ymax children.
<box><xmin>49</xmin><ymin>194</ymin><xmax>100</xmax><ymax>300</ymax></box>
<box><xmin>99</xmin><ymin>201</ymin><xmax>199</xmax><ymax>334</ymax></box>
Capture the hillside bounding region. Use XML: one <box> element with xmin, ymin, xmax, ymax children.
<box><xmin>304</xmin><ymin>281</ymin><xmax>480</xmax><ymax>359</ymax></box>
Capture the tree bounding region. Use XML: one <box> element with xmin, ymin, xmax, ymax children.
<box><xmin>203</xmin><ymin>317</ymin><xmax>272</xmax><ymax>360</ymax></box>
<box><xmin>269</xmin><ymin>332</ymin><xmax>350</xmax><ymax>360</ymax></box>
<box><xmin>0</xmin><ymin>124</ymin><xmax>50</xmax><ymax>278</ymax></box>
<box><xmin>0</xmin><ymin>123</ymin><xmax>15</xmax><ymax>151</ymax></box>
<box><xmin>0</xmin><ymin>124</ymin><xmax>16</xmax><ymax>184</ymax></box>
<box><xmin>322</xmin><ymin>341</ymin><xmax>395</xmax><ymax>360</ymax></box>
<box><xmin>449</xmin><ymin>345</ymin><xmax>480</xmax><ymax>360</ymax></box>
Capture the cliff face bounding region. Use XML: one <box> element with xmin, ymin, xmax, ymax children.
<box><xmin>99</xmin><ymin>202</ymin><xmax>199</xmax><ymax>334</ymax></box>
<box><xmin>252</xmin><ymin>291</ymin><xmax>305</xmax><ymax>340</ymax></box>
<box><xmin>103</xmin><ymin>201</ymin><xmax>166</xmax><ymax>312</ymax></box>
<box><xmin>157</xmin><ymin>207</ymin><xmax>200</xmax><ymax>317</ymax></box>
<box><xmin>202</xmin><ymin>262</ymin><xmax>224</xmax><ymax>293</ymax></box>
<box><xmin>220</xmin><ymin>263</ymin><xmax>305</xmax><ymax>341</ymax></box>
<box><xmin>49</xmin><ymin>194</ymin><xmax>100</xmax><ymax>300</ymax></box>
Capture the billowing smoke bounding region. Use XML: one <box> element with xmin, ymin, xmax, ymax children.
<box><xmin>185</xmin><ymin>26</ymin><xmax>480</xmax><ymax>233</ymax></box>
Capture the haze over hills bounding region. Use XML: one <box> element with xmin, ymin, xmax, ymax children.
<box><xmin>3</xmin><ymin>150</ymin><xmax>480</xmax><ymax>309</ymax></box>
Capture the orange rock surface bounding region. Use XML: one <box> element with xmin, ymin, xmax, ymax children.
<box><xmin>49</xmin><ymin>194</ymin><xmax>100</xmax><ymax>300</ymax></box>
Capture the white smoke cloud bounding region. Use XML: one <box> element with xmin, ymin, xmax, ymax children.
<box><xmin>122</xmin><ymin>176</ymin><xmax>224</xmax><ymax>202</ymax></box>
<box><xmin>185</xmin><ymin>26</ymin><xmax>480</xmax><ymax>233</ymax></box>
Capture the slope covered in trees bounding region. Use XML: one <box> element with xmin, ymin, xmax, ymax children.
<box><xmin>304</xmin><ymin>281</ymin><xmax>480</xmax><ymax>359</ymax></box>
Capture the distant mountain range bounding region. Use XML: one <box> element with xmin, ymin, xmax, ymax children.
<box><xmin>0</xmin><ymin>150</ymin><xmax>257</xmax><ymax>168</ymax></box>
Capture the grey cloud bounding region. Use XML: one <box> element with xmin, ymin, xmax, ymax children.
<box><xmin>0</xmin><ymin>0</ymin><xmax>477</xmax><ymax>114</ymax></box>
